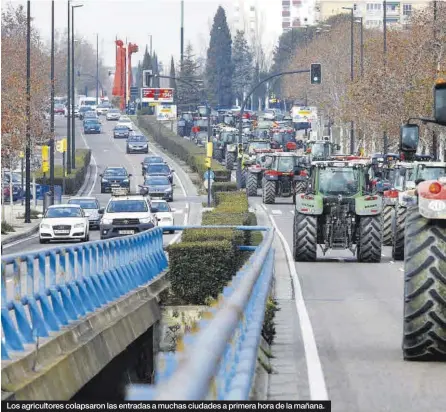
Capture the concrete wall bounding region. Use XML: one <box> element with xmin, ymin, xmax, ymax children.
<box><xmin>1</xmin><ymin>276</ymin><xmax>169</xmax><ymax>401</ymax></box>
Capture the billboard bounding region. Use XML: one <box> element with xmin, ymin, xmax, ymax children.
<box><xmin>156</xmin><ymin>104</ymin><xmax>177</xmax><ymax>121</ymax></box>
<box><xmin>291</xmin><ymin>106</ymin><xmax>318</xmax><ymax>123</ymax></box>
<box><xmin>141</xmin><ymin>88</ymin><xmax>174</xmax><ymax>103</ymax></box>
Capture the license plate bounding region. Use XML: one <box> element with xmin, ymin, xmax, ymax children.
<box><xmin>111</xmin><ymin>184</ymin><xmax>120</xmax><ymax>187</ymax></box>
<box><xmin>119</xmin><ymin>230</ymin><xmax>134</xmax><ymax>235</ymax></box>
<box><xmin>54</xmin><ymin>230</ymin><xmax>69</xmax><ymax>234</ymax></box>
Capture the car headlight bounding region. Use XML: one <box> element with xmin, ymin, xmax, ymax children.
<box><xmin>40</xmin><ymin>224</ymin><xmax>50</xmax><ymax>229</ymax></box>
<box><xmin>139</xmin><ymin>217</ymin><xmax>152</xmax><ymax>224</ymax></box>
<box><xmin>102</xmin><ymin>179</ymin><xmax>108</xmax><ymax>182</ymax></box>
<box><xmin>123</xmin><ymin>179</ymin><xmax>129</xmax><ymax>182</ymax></box>
<box><xmin>165</xmin><ymin>188</ymin><xmax>172</xmax><ymax>193</ymax></box>
<box><xmin>74</xmin><ymin>223</ymin><xmax>85</xmax><ymax>228</ymax></box>
<box><xmin>101</xmin><ymin>218</ymin><xmax>112</xmax><ymax>225</ymax></box>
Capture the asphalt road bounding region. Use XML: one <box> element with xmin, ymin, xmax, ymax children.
<box><xmin>3</xmin><ymin>114</ymin><xmax>202</xmax><ymax>299</ymax></box>
<box><xmin>249</xmin><ymin>193</ymin><xmax>446</xmax><ymax>412</ymax></box>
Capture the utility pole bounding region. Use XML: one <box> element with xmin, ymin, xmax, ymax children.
<box><xmin>383</xmin><ymin>0</ymin><xmax>388</xmax><ymax>154</ymax></box>
<box><xmin>25</xmin><ymin>0</ymin><xmax>31</xmax><ymax>223</ymax></box>
<box><xmin>432</xmin><ymin>0</ymin><xmax>438</xmax><ymax>159</ymax></box>
<box><xmin>96</xmin><ymin>33</ymin><xmax>99</xmax><ymax>106</ymax></box>
<box><xmin>66</xmin><ymin>0</ymin><xmax>72</xmax><ymax>174</ymax></box>
<box><xmin>50</xmin><ymin>0</ymin><xmax>55</xmax><ymax>205</ymax></box>
<box><xmin>343</xmin><ymin>6</ymin><xmax>355</xmax><ymax>153</ymax></box>
<box><xmin>180</xmin><ymin>0</ymin><xmax>184</xmax><ymax>63</ymax></box>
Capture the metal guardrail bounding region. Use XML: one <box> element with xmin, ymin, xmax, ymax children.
<box><xmin>1</xmin><ymin>227</ymin><xmax>168</xmax><ymax>360</ymax></box>
<box><xmin>126</xmin><ymin>226</ymin><xmax>275</xmax><ymax>400</ymax></box>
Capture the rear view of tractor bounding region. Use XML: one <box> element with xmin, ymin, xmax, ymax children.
<box><xmin>213</xmin><ymin>127</ymin><xmax>238</xmax><ymax>169</ymax></box>
<box><xmin>305</xmin><ymin>139</ymin><xmax>340</xmax><ymax>161</ymax></box>
<box><xmin>399</xmin><ymin>78</ymin><xmax>446</xmax><ymax>361</ymax></box>
<box><xmin>261</xmin><ymin>152</ymin><xmax>309</xmax><ymax>204</ymax></box>
<box><xmin>292</xmin><ymin>159</ymin><xmax>383</xmax><ymax>263</ymax></box>
<box><xmin>245</xmin><ymin>152</ymin><xmax>275</xmax><ymax>197</ymax></box>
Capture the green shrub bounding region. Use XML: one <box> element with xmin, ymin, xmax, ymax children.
<box><xmin>1</xmin><ymin>221</ymin><xmax>15</xmax><ymax>234</ymax></box>
<box><xmin>211</xmin><ymin>182</ymin><xmax>238</xmax><ymax>196</ymax></box>
<box><xmin>136</xmin><ymin>115</ymin><xmax>231</xmax><ymax>182</ymax></box>
<box><xmin>167</xmin><ymin>240</ymin><xmax>237</xmax><ymax>305</ymax></box>
<box><xmin>34</xmin><ymin>149</ymin><xmax>91</xmax><ymax>195</ymax></box>
<box><xmin>262</xmin><ymin>298</ymin><xmax>280</xmax><ymax>345</ymax></box>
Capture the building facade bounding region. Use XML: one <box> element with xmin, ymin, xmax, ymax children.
<box><xmin>281</xmin><ymin>0</ymin><xmax>318</xmax><ymax>31</ymax></box>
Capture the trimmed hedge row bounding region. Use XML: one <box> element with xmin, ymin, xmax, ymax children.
<box><xmin>34</xmin><ymin>149</ymin><xmax>91</xmax><ymax>195</ymax></box>
<box><xmin>136</xmin><ymin>115</ymin><xmax>231</xmax><ymax>183</ymax></box>
<box><xmin>167</xmin><ymin>191</ymin><xmax>255</xmax><ymax>305</ymax></box>
<box><xmin>211</xmin><ymin>182</ymin><xmax>238</xmax><ymax>197</ymax></box>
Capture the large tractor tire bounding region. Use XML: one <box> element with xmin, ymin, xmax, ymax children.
<box><xmin>247</xmin><ymin>172</ymin><xmax>258</xmax><ymax>197</ymax></box>
<box><xmin>382</xmin><ymin>205</ymin><xmax>395</xmax><ymax>246</ymax></box>
<box><xmin>295</xmin><ymin>181</ymin><xmax>306</xmax><ymax>194</ymax></box>
<box><xmin>357</xmin><ymin>215</ymin><xmax>382</xmax><ymax>263</ymax></box>
<box><xmin>240</xmin><ymin>169</ymin><xmax>247</xmax><ymax>189</ymax></box>
<box><xmin>214</xmin><ymin>149</ymin><xmax>223</xmax><ymax>162</ymax></box>
<box><xmin>293</xmin><ymin>213</ymin><xmax>317</xmax><ymax>262</ymax></box>
<box><xmin>262</xmin><ymin>179</ymin><xmax>276</xmax><ymax>204</ymax></box>
<box><xmin>402</xmin><ymin>207</ymin><xmax>446</xmax><ymax>361</ymax></box>
<box><xmin>225</xmin><ymin>152</ymin><xmax>235</xmax><ymax>170</ymax></box>
<box><xmin>392</xmin><ymin>206</ymin><xmax>407</xmax><ymax>261</ymax></box>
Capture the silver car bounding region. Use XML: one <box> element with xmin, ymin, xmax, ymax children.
<box><xmin>67</xmin><ymin>197</ymin><xmax>101</xmax><ymax>229</ymax></box>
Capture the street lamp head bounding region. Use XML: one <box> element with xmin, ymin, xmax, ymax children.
<box><xmin>72</xmin><ymin>4</ymin><xmax>83</xmax><ymax>8</ymax></box>
<box><xmin>342</xmin><ymin>7</ymin><xmax>353</xmax><ymax>10</ymax></box>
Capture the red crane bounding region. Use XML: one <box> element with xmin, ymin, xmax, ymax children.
<box><xmin>113</xmin><ymin>40</ymin><xmax>138</xmax><ymax>111</ymax></box>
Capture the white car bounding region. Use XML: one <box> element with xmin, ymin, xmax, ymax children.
<box><xmin>151</xmin><ymin>200</ymin><xmax>175</xmax><ymax>234</ymax></box>
<box><xmin>96</xmin><ymin>104</ymin><xmax>111</xmax><ymax>115</ymax></box>
<box><xmin>106</xmin><ymin>109</ymin><xmax>121</xmax><ymax>121</ymax></box>
<box><xmin>39</xmin><ymin>204</ymin><xmax>90</xmax><ymax>244</ymax></box>
<box><xmin>262</xmin><ymin>109</ymin><xmax>276</xmax><ymax>120</ymax></box>
<box><xmin>65</xmin><ymin>106</ymin><xmax>80</xmax><ymax>117</ymax></box>
<box><xmin>117</xmin><ymin>116</ymin><xmax>133</xmax><ymax>130</ymax></box>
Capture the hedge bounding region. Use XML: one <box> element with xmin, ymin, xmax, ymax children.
<box><xmin>136</xmin><ymin>115</ymin><xmax>231</xmax><ymax>183</ymax></box>
<box><xmin>211</xmin><ymin>182</ymin><xmax>238</xmax><ymax>196</ymax></box>
<box><xmin>34</xmin><ymin>148</ymin><xmax>91</xmax><ymax>195</ymax></box>
<box><xmin>167</xmin><ymin>191</ymin><xmax>255</xmax><ymax>304</ymax></box>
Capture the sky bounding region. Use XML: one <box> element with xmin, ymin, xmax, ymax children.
<box><xmin>2</xmin><ymin>0</ymin><xmax>283</xmax><ymax>72</ymax></box>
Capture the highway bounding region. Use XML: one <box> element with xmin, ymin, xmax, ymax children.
<box><xmin>250</xmin><ymin>194</ymin><xmax>446</xmax><ymax>411</ymax></box>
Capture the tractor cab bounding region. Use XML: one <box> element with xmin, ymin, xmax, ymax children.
<box><xmin>270</xmin><ymin>128</ymin><xmax>297</xmax><ymax>151</ymax></box>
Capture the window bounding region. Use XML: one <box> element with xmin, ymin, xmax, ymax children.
<box><xmin>403</xmin><ymin>4</ymin><xmax>412</xmax><ymax>15</ymax></box>
<box><xmin>106</xmin><ymin>200</ymin><xmax>148</xmax><ymax>213</ymax></box>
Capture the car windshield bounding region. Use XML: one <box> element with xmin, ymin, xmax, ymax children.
<box><xmin>45</xmin><ymin>207</ymin><xmax>83</xmax><ymax>218</ymax></box>
<box><xmin>68</xmin><ymin>199</ymin><xmax>99</xmax><ymax>209</ymax></box>
<box><xmin>151</xmin><ymin>202</ymin><xmax>170</xmax><ymax>212</ymax></box>
<box><xmin>129</xmin><ymin>135</ymin><xmax>147</xmax><ymax>142</ymax></box>
<box><xmin>417</xmin><ymin>166</ymin><xmax>446</xmax><ymax>180</ymax></box>
<box><xmin>144</xmin><ymin>157</ymin><xmax>163</xmax><ymax>164</ymax></box>
<box><xmin>109</xmin><ymin>109</ymin><xmax>120</xmax><ymax>113</ymax></box>
<box><xmin>311</xmin><ymin>142</ymin><xmax>329</xmax><ymax>158</ymax></box>
<box><xmin>55</xmin><ymin>104</ymin><xmax>64</xmax><ymax>109</ymax></box>
<box><xmin>276</xmin><ymin>156</ymin><xmax>296</xmax><ymax>172</ymax></box>
<box><xmin>80</xmin><ymin>107</ymin><xmax>90</xmax><ymax>112</ymax></box>
<box><xmin>85</xmin><ymin>112</ymin><xmax>96</xmax><ymax>117</ymax></box>
<box><xmin>249</xmin><ymin>142</ymin><xmax>270</xmax><ymax>151</ymax></box>
<box><xmin>85</xmin><ymin>120</ymin><xmax>99</xmax><ymax>124</ymax></box>
<box><xmin>221</xmin><ymin>132</ymin><xmax>235</xmax><ymax>143</ymax></box>
<box><xmin>104</xmin><ymin>168</ymin><xmax>127</xmax><ymax>177</ymax></box>
<box><xmin>116</xmin><ymin>126</ymin><xmax>129</xmax><ymax>130</ymax></box>
<box><xmin>147</xmin><ymin>164</ymin><xmax>170</xmax><ymax>174</ymax></box>
<box><xmin>145</xmin><ymin>177</ymin><xmax>169</xmax><ymax>185</ymax></box>
<box><xmin>106</xmin><ymin>200</ymin><xmax>148</xmax><ymax>213</ymax></box>
<box><xmin>319</xmin><ymin>167</ymin><xmax>360</xmax><ymax>196</ymax></box>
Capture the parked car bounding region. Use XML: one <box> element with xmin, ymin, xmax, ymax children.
<box><xmin>100</xmin><ymin>167</ymin><xmax>132</xmax><ymax>193</ymax></box>
<box><xmin>106</xmin><ymin>108</ymin><xmax>121</xmax><ymax>121</ymax></box>
<box><xmin>126</xmin><ymin>134</ymin><xmax>149</xmax><ymax>154</ymax></box>
<box><xmin>141</xmin><ymin>155</ymin><xmax>165</xmax><ymax>175</ymax></box>
<box><xmin>67</xmin><ymin>197</ymin><xmax>101</xmax><ymax>229</ymax></box>
<box><xmin>39</xmin><ymin>204</ymin><xmax>89</xmax><ymax>243</ymax></box>
<box><xmin>150</xmin><ymin>200</ymin><xmax>175</xmax><ymax>234</ymax></box>
<box><xmin>113</xmin><ymin>125</ymin><xmax>130</xmax><ymax>139</ymax></box>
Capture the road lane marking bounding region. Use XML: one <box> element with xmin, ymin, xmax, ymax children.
<box><xmin>168</xmin><ymin>202</ymin><xmax>189</xmax><ymax>245</ymax></box>
<box><xmin>173</xmin><ymin>209</ymin><xmax>183</xmax><ymax>214</ymax></box>
<box><xmin>174</xmin><ymin>172</ymin><xmax>187</xmax><ymax>197</ymax></box>
<box><xmin>271</xmin><ymin>210</ymin><xmax>283</xmax><ymax>215</ymax></box>
<box><xmin>261</xmin><ymin>203</ymin><xmax>329</xmax><ymax>400</ymax></box>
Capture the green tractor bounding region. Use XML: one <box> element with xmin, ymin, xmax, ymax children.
<box><xmin>398</xmin><ymin>118</ymin><xmax>446</xmax><ymax>361</ymax></box>
<box><xmin>212</xmin><ymin>127</ymin><xmax>238</xmax><ymax>169</ymax></box>
<box><xmin>293</xmin><ymin>159</ymin><xmax>383</xmax><ymax>263</ymax></box>
<box><xmin>305</xmin><ymin>139</ymin><xmax>341</xmax><ymax>161</ymax></box>
<box><xmin>261</xmin><ymin>152</ymin><xmax>310</xmax><ymax>204</ymax></box>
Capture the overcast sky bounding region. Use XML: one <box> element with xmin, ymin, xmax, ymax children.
<box><xmin>2</xmin><ymin>0</ymin><xmax>282</xmax><ymax>71</ymax></box>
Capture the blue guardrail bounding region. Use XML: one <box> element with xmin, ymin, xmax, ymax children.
<box><xmin>1</xmin><ymin>227</ymin><xmax>168</xmax><ymax>360</ymax></box>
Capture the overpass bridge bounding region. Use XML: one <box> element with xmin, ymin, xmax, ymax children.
<box><xmin>1</xmin><ymin>224</ymin><xmax>274</xmax><ymax>400</ymax></box>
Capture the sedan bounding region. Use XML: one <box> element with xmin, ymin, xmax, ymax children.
<box><xmin>106</xmin><ymin>109</ymin><xmax>121</xmax><ymax>121</ymax></box>
<box><xmin>140</xmin><ymin>176</ymin><xmax>174</xmax><ymax>202</ymax></box>
<box><xmin>78</xmin><ymin>106</ymin><xmax>92</xmax><ymax>120</ymax></box>
<box><xmin>67</xmin><ymin>197</ymin><xmax>101</xmax><ymax>229</ymax></box>
<box><xmin>39</xmin><ymin>204</ymin><xmax>89</xmax><ymax>243</ymax></box>
<box><xmin>144</xmin><ymin>163</ymin><xmax>174</xmax><ymax>183</ymax></box>
<box><xmin>83</xmin><ymin>119</ymin><xmax>102</xmax><ymax>134</ymax></box>
<box><xmin>113</xmin><ymin>125</ymin><xmax>130</xmax><ymax>139</ymax></box>
<box><xmin>117</xmin><ymin>116</ymin><xmax>133</xmax><ymax>131</ymax></box>
<box><xmin>54</xmin><ymin>104</ymin><xmax>65</xmax><ymax>115</ymax></box>
<box><xmin>141</xmin><ymin>155</ymin><xmax>165</xmax><ymax>175</ymax></box>
<box><xmin>100</xmin><ymin>167</ymin><xmax>132</xmax><ymax>193</ymax></box>
<box><xmin>96</xmin><ymin>103</ymin><xmax>111</xmax><ymax>115</ymax></box>
<box><xmin>126</xmin><ymin>134</ymin><xmax>149</xmax><ymax>154</ymax></box>
<box><xmin>151</xmin><ymin>200</ymin><xmax>175</xmax><ymax>234</ymax></box>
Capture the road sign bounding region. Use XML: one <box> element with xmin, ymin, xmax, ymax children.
<box><xmin>156</xmin><ymin>104</ymin><xmax>177</xmax><ymax>121</ymax></box>
<box><xmin>56</xmin><ymin>138</ymin><xmax>67</xmax><ymax>153</ymax></box>
<box><xmin>204</xmin><ymin>157</ymin><xmax>211</xmax><ymax>168</ymax></box>
<box><xmin>42</xmin><ymin>160</ymin><xmax>49</xmax><ymax>173</ymax></box>
<box><xmin>203</xmin><ymin>170</ymin><xmax>215</xmax><ymax>180</ymax></box>
<box><xmin>141</xmin><ymin>88</ymin><xmax>174</xmax><ymax>103</ymax></box>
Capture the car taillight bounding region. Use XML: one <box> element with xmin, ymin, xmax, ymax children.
<box><xmin>384</xmin><ymin>190</ymin><xmax>398</xmax><ymax>198</ymax></box>
<box><xmin>429</xmin><ymin>182</ymin><xmax>442</xmax><ymax>194</ymax></box>
<box><xmin>300</xmin><ymin>170</ymin><xmax>308</xmax><ymax>176</ymax></box>
<box><xmin>364</xmin><ymin>195</ymin><xmax>378</xmax><ymax>201</ymax></box>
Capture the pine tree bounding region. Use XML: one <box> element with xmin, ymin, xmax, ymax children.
<box><xmin>205</xmin><ymin>6</ymin><xmax>233</xmax><ymax>108</ymax></box>
<box><xmin>169</xmin><ymin>56</ymin><xmax>176</xmax><ymax>89</ymax></box>
<box><xmin>152</xmin><ymin>52</ymin><xmax>159</xmax><ymax>87</ymax></box>
<box><xmin>232</xmin><ymin>30</ymin><xmax>253</xmax><ymax>107</ymax></box>
<box><xmin>177</xmin><ymin>43</ymin><xmax>202</xmax><ymax>106</ymax></box>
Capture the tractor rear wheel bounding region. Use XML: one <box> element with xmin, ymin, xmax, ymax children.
<box><xmin>382</xmin><ymin>205</ymin><xmax>395</xmax><ymax>246</ymax></box>
<box><xmin>295</xmin><ymin>181</ymin><xmax>306</xmax><ymax>194</ymax></box>
<box><xmin>240</xmin><ymin>169</ymin><xmax>247</xmax><ymax>189</ymax></box>
<box><xmin>262</xmin><ymin>179</ymin><xmax>276</xmax><ymax>204</ymax></box>
<box><xmin>247</xmin><ymin>172</ymin><xmax>258</xmax><ymax>197</ymax></box>
<box><xmin>293</xmin><ymin>213</ymin><xmax>317</xmax><ymax>262</ymax></box>
<box><xmin>402</xmin><ymin>207</ymin><xmax>446</xmax><ymax>361</ymax></box>
<box><xmin>225</xmin><ymin>152</ymin><xmax>235</xmax><ymax>170</ymax></box>
<box><xmin>214</xmin><ymin>149</ymin><xmax>223</xmax><ymax>162</ymax></box>
<box><xmin>357</xmin><ymin>215</ymin><xmax>382</xmax><ymax>263</ymax></box>
<box><xmin>392</xmin><ymin>206</ymin><xmax>406</xmax><ymax>261</ymax></box>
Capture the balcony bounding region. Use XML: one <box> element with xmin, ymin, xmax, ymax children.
<box><xmin>282</xmin><ymin>11</ymin><xmax>291</xmax><ymax>17</ymax></box>
<box><xmin>282</xmin><ymin>0</ymin><xmax>290</xmax><ymax>6</ymax></box>
<box><xmin>282</xmin><ymin>21</ymin><xmax>291</xmax><ymax>29</ymax></box>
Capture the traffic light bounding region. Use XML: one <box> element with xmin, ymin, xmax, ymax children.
<box><xmin>310</xmin><ymin>63</ymin><xmax>322</xmax><ymax>85</ymax></box>
<box><xmin>143</xmin><ymin>70</ymin><xmax>153</xmax><ymax>87</ymax></box>
<box><xmin>434</xmin><ymin>78</ymin><xmax>446</xmax><ymax>125</ymax></box>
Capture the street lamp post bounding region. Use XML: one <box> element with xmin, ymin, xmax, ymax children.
<box><xmin>96</xmin><ymin>33</ymin><xmax>99</xmax><ymax>106</ymax></box>
<box><xmin>383</xmin><ymin>0</ymin><xmax>388</xmax><ymax>154</ymax></box>
<box><xmin>343</xmin><ymin>6</ymin><xmax>355</xmax><ymax>154</ymax></box>
<box><xmin>355</xmin><ymin>17</ymin><xmax>364</xmax><ymax>77</ymax></box>
<box><xmin>25</xmin><ymin>0</ymin><xmax>31</xmax><ymax>223</ymax></box>
<box><xmin>72</xmin><ymin>4</ymin><xmax>83</xmax><ymax>169</ymax></box>
<box><xmin>66</xmin><ymin>1</ymin><xmax>72</xmax><ymax>174</ymax></box>
<box><xmin>50</xmin><ymin>0</ymin><xmax>55</xmax><ymax>205</ymax></box>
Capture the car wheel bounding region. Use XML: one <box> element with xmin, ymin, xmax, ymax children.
<box><xmin>101</xmin><ymin>188</ymin><xmax>105</xmax><ymax>194</ymax></box>
<box><xmin>39</xmin><ymin>238</ymin><xmax>49</xmax><ymax>244</ymax></box>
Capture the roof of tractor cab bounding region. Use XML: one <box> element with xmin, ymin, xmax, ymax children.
<box><xmin>312</xmin><ymin>160</ymin><xmax>369</xmax><ymax>167</ymax></box>
<box><xmin>413</xmin><ymin>161</ymin><xmax>446</xmax><ymax>167</ymax></box>
<box><xmin>270</xmin><ymin>152</ymin><xmax>302</xmax><ymax>157</ymax></box>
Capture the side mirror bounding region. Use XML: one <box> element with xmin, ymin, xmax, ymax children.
<box><xmin>400</xmin><ymin>124</ymin><xmax>419</xmax><ymax>152</ymax></box>
<box><xmin>98</xmin><ymin>208</ymin><xmax>104</xmax><ymax>214</ymax></box>
<box><xmin>415</xmin><ymin>178</ymin><xmax>424</xmax><ymax>186</ymax></box>
<box><xmin>172</xmin><ymin>183</ymin><xmax>176</xmax><ymax>187</ymax></box>
<box><xmin>406</xmin><ymin>181</ymin><xmax>416</xmax><ymax>189</ymax></box>
<box><xmin>128</xmin><ymin>174</ymin><xmax>133</xmax><ymax>177</ymax></box>
<box><xmin>171</xmin><ymin>169</ymin><xmax>175</xmax><ymax>173</ymax></box>
<box><xmin>37</xmin><ymin>213</ymin><xmax>43</xmax><ymax>218</ymax></box>
<box><xmin>99</xmin><ymin>174</ymin><xmax>103</xmax><ymax>177</ymax></box>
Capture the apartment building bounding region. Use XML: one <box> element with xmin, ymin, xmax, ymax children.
<box><xmin>282</xmin><ymin>0</ymin><xmax>318</xmax><ymax>31</ymax></box>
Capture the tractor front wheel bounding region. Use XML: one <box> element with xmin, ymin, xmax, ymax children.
<box><xmin>293</xmin><ymin>213</ymin><xmax>317</xmax><ymax>262</ymax></box>
<box><xmin>262</xmin><ymin>179</ymin><xmax>276</xmax><ymax>204</ymax></box>
<box><xmin>247</xmin><ymin>172</ymin><xmax>258</xmax><ymax>197</ymax></box>
<box><xmin>357</xmin><ymin>215</ymin><xmax>382</xmax><ymax>263</ymax></box>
